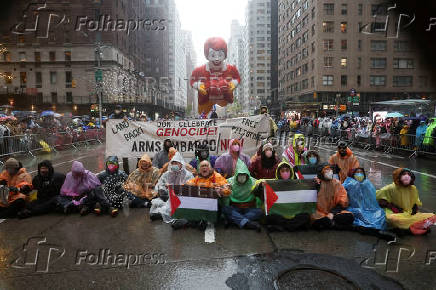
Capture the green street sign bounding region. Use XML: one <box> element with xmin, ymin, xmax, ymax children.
<box><xmin>95</xmin><ymin>69</ymin><xmax>103</xmax><ymax>82</ymax></box>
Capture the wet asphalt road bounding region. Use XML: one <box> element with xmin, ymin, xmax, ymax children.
<box><xmin>0</xmin><ymin>143</ymin><xmax>435</xmax><ymax>290</ymax></box>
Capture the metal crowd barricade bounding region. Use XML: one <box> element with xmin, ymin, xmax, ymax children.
<box><xmin>0</xmin><ymin>128</ymin><xmax>106</xmax><ymax>164</ymax></box>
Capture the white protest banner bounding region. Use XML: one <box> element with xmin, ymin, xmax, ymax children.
<box><xmin>105</xmin><ymin>115</ymin><xmax>272</xmax><ymax>159</ymax></box>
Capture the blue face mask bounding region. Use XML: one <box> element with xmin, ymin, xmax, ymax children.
<box><xmin>354</xmin><ymin>173</ymin><xmax>365</xmax><ymax>182</ymax></box>
<box><xmin>308</xmin><ymin>157</ymin><xmax>317</xmax><ymax>165</ymax></box>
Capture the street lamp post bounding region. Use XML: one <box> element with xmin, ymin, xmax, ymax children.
<box><xmin>96</xmin><ymin>47</ymin><xmax>103</xmax><ymax>128</ymax></box>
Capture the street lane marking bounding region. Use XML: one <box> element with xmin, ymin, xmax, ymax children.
<box><xmin>204</xmin><ymin>223</ymin><xmax>215</xmax><ymax>243</ymax></box>
<box><xmin>317</xmin><ymin>146</ymin><xmax>436</xmax><ymax>180</ymax></box>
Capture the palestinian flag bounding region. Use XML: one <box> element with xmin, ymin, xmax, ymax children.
<box><xmin>264</xmin><ymin>179</ymin><xmax>317</xmax><ymax>219</ymax></box>
<box><xmin>169</xmin><ymin>185</ymin><xmax>219</xmax><ymax>223</ymax></box>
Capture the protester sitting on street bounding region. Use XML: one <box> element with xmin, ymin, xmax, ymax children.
<box><xmin>58</xmin><ymin>161</ymin><xmax>101</xmax><ymax>215</ymax></box>
<box><xmin>222</xmin><ymin>160</ymin><xmax>262</xmax><ymax>231</ymax></box>
<box><xmin>96</xmin><ymin>156</ymin><xmax>129</xmax><ymax>217</ymax></box>
<box><xmin>181</xmin><ymin>160</ymin><xmax>230</xmax><ymax>230</ymax></box>
<box><xmin>311</xmin><ymin>165</ymin><xmax>354</xmax><ymax>230</ymax></box>
<box><xmin>343</xmin><ymin>168</ymin><xmax>395</xmax><ymax>240</ymax></box>
<box><xmin>328</xmin><ymin>141</ymin><xmax>360</xmax><ymax>183</ymax></box>
<box><xmin>152</xmin><ymin>152</ymin><xmax>194</xmax><ymax>222</ymax></box>
<box><xmin>215</xmin><ymin>138</ymin><xmax>251</xmax><ymax>178</ymax></box>
<box><xmin>153</xmin><ymin>138</ymin><xmax>173</xmax><ymax>169</ymax></box>
<box><xmin>376</xmin><ymin>168</ymin><xmax>436</xmax><ymax>235</ymax></box>
<box><xmin>249</xmin><ymin>143</ymin><xmax>279</xmax><ymax>179</ymax></box>
<box><xmin>0</xmin><ymin>158</ymin><xmax>32</xmax><ymax>218</ymax></box>
<box><xmin>189</xmin><ymin>144</ymin><xmax>218</xmax><ymax>172</ymax></box>
<box><xmin>26</xmin><ymin>160</ymin><xmax>66</xmax><ymax>217</ymax></box>
<box><xmin>124</xmin><ymin>153</ymin><xmax>161</xmax><ymax>208</ymax></box>
<box><xmin>160</xmin><ymin>148</ymin><xmax>195</xmax><ymax>175</ymax></box>
<box><xmin>282</xmin><ymin>133</ymin><xmax>307</xmax><ymax>167</ymax></box>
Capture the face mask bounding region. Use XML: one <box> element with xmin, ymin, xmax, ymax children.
<box><xmin>265</xmin><ymin>150</ymin><xmax>273</xmax><ymax>158</ymax></box>
<box><xmin>200</xmin><ymin>151</ymin><xmax>209</xmax><ymax>160</ymax></box>
<box><xmin>107</xmin><ymin>164</ymin><xmax>118</xmax><ymax>173</ymax></box>
<box><xmin>324</xmin><ymin>171</ymin><xmax>333</xmax><ymax>180</ymax></box>
<box><xmin>400</xmin><ymin>174</ymin><xmax>411</xmax><ymax>186</ymax></box>
<box><xmin>170</xmin><ymin>165</ymin><xmax>180</xmax><ymax>172</ymax></box>
<box><xmin>237</xmin><ymin>174</ymin><xmax>248</xmax><ymax>184</ymax></box>
<box><xmin>354</xmin><ymin>173</ymin><xmax>365</xmax><ymax>182</ymax></box>
<box><xmin>339</xmin><ymin>150</ymin><xmax>347</xmax><ymax>157</ymax></box>
<box><xmin>231</xmin><ymin>145</ymin><xmax>240</xmax><ymax>152</ymax></box>
<box><xmin>308</xmin><ymin>157</ymin><xmax>317</xmax><ymax>165</ymax></box>
<box><xmin>280</xmin><ymin>171</ymin><xmax>291</xmax><ymax>180</ymax></box>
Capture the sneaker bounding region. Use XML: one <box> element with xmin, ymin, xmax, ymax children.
<box><xmin>63</xmin><ymin>203</ymin><xmax>74</xmax><ymax>214</ymax></box>
<box><xmin>377</xmin><ymin>230</ymin><xmax>397</xmax><ymax>242</ymax></box>
<box><xmin>171</xmin><ymin>219</ymin><xmax>188</xmax><ymax>230</ymax></box>
<box><xmin>198</xmin><ymin>220</ymin><xmax>208</xmax><ymax>231</ymax></box>
<box><xmin>80</xmin><ymin>206</ymin><xmax>90</xmax><ymax>216</ymax></box>
<box><xmin>110</xmin><ymin>207</ymin><xmax>119</xmax><ymax>217</ymax></box>
<box><xmin>245</xmin><ymin>221</ymin><xmax>261</xmax><ymax>232</ymax></box>
<box><xmin>94</xmin><ymin>202</ymin><xmax>102</xmax><ymax>215</ymax></box>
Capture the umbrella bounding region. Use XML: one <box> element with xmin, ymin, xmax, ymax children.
<box><xmin>386</xmin><ymin>112</ymin><xmax>404</xmax><ymax>118</ymax></box>
<box><xmin>40</xmin><ymin>110</ymin><xmax>55</xmax><ymax>117</ymax></box>
<box><xmin>54</xmin><ymin>113</ymin><xmax>62</xmax><ymax>118</ymax></box>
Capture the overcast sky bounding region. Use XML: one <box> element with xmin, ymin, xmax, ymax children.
<box><xmin>175</xmin><ymin>0</ymin><xmax>248</xmax><ymax>66</ymax></box>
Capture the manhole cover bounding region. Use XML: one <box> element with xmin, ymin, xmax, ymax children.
<box><xmin>277</xmin><ymin>269</ymin><xmax>357</xmax><ymax>290</ymax></box>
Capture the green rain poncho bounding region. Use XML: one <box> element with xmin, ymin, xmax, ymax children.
<box><xmin>227</xmin><ymin>159</ymin><xmax>258</xmax><ymax>205</ymax></box>
<box><xmin>423</xmin><ymin>118</ymin><xmax>436</xmax><ymax>146</ymax></box>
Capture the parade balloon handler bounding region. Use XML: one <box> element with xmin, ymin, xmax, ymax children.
<box><xmin>0</xmin><ymin>158</ymin><xmax>32</xmax><ymax>219</ymax></box>
<box><xmin>282</xmin><ymin>133</ymin><xmax>307</xmax><ymax>167</ymax></box>
<box><xmin>311</xmin><ymin>165</ymin><xmax>354</xmax><ymax>230</ymax></box>
<box><xmin>189</xmin><ymin>143</ymin><xmax>218</xmax><ymax>174</ymax></box>
<box><xmin>177</xmin><ymin>160</ymin><xmax>231</xmax><ymax>231</ymax></box>
<box><xmin>215</xmin><ymin>138</ymin><xmax>251</xmax><ymax>178</ymax></box>
<box><xmin>95</xmin><ymin>156</ymin><xmax>129</xmax><ymax>217</ymax></box>
<box><xmin>376</xmin><ymin>168</ymin><xmax>436</xmax><ymax>236</ymax></box>
<box><xmin>249</xmin><ymin>143</ymin><xmax>280</xmax><ymax>179</ymax></box>
<box><xmin>222</xmin><ymin>160</ymin><xmax>262</xmax><ymax>232</ymax></box>
<box><xmin>190</xmin><ymin>37</ymin><xmax>241</xmax><ymax>116</ymax></box>
<box><xmin>153</xmin><ymin>139</ymin><xmax>173</xmax><ymax>169</ymax></box>
<box><xmin>57</xmin><ymin>161</ymin><xmax>101</xmax><ymax>215</ymax></box>
<box><xmin>253</xmin><ymin>161</ymin><xmax>311</xmax><ymax>232</ymax></box>
<box><xmin>24</xmin><ymin>160</ymin><xmax>66</xmax><ymax>218</ymax></box>
<box><xmin>152</xmin><ymin>152</ymin><xmax>194</xmax><ymax>222</ymax></box>
<box><xmin>328</xmin><ymin>141</ymin><xmax>360</xmax><ymax>183</ymax></box>
<box><xmin>343</xmin><ymin>168</ymin><xmax>396</xmax><ymax>241</ymax></box>
<box><xmin>124</xmin><ymin>154</ymin><xmax>161</xmax><ymax>208</ymax></box>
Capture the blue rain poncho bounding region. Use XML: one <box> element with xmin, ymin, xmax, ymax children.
<box><xmin>343</xmin><ymin>177</ymin><xmax>387</xmax><ymax>230</ymax></box>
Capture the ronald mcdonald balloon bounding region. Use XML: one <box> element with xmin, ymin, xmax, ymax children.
<box><xmin>190</xmin><ymin>37</ymin><xmax>241</xmax><ymax>115</ymax></box>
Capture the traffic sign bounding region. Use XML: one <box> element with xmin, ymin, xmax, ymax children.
<box><xmin>95</xmin><ymin>69</ymin><xmax>103</xmax><ymax>82</ymax></box>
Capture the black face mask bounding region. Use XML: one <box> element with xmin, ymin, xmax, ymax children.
<box><xmin>339</xmin><ymin>150</ymin><xmax>347</xmax><ymax>157</ymax></box>
<box><xmin>199</xmin><ymin>151</ymin><xmax>209</xmax><ymax>160</ymax></box>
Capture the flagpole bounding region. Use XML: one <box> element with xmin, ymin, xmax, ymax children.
<box><xmin>264</xmin><ymin>185</ymin><xmax>268</xmax><ymax>216</ymax></box>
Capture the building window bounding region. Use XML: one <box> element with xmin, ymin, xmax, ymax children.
<box><xmin>35</xmin><ymin>72</ymin><xmax>42</xmax><ymax>88</ymax></box>
<box><xmin>322</xmin><ymin>75</ymin><xmax>333</xmax><ymax>86</ymax></box>
<box><xmin>312</xmin><ymin>24</ymin><xmax>315</xmax><ymax>36</ymax></box>
<box><xmin>393</xmin><ymin>58</ymin><xmax>414</xmax><ymax>69</ymax></box>
<box><xmin>393</xmin><ymin>76</ymin><xmax>413</xmax><ymax>87</ymax></box>
<box><xmin>312</xmin><ymin>7</ymin><xmax>315</xmax><ymax>19</ymax></box>
<box><xmin>341</xmin><ymin>40</ymin><xmax>347</xmax><ymax>50</ymax></box>
<box><xmin>324</xmin><ymin>57</ymin><xmax>333</xmax><ymax>67</ymax></box>
<box><xmin>341</xmin><ymin>4</ymin><xmax>347</xmax><ymax>15</ymax></box>
<box><xmin>341</xmin><ymin>57</ymin><xmax>347</xmax><ymax>68</ymax></box>
<box><xmin>370</xmin><ymin>75</ymin><xmax>386</xmax><ymax>86</ymax></box>
<box><xmin>49</xmin><ymin>51</ymin><xmax>56</xmax><ymax>62</ymax></box>
<box><xmin>65</xmin><ymin>51</ymin><xmax>71</xmax><ymax>67</ymax></box>
<box><xmin>51</xmin><ymin>92</ymin><xmax>58</xmax><ymax>104</ymax></box>
<box><xmin>3</xmin><ymin>51</ymin><xmax>11</xmax><ymax>62</ymax></box>
<box><xmin>357</xmin><ymin>75</ymin><xmax>361</xmax><ymax>86</ymax></box>
<box><xmin>358</xmin><ymin>57</ymin><xmax>362</xmax><ymax>69</ymax></box>
<box><xmin>311</xmin><ymin>77</ymin><xmax>314</xmax><ymax>88</ymax></box>
<box><xmin>394</xmin><ymin>41</ymin><xmax>411</xmax><ymax>52</ymax></box>
<box><xmin>19</xmin><ymin>51</ymin><xmax>26</xmax><ymax>62</ymax></box>
<box><xmin>65</xmin><ymin>71</ymin><xmax>72</xmax><ymax>88</ymax></box>
<box><xmin>341</xmin><ymin>75</ymin><xmax>347</xmax><ymax>86</ymax></box>
<box><xmin>50</xmin><ymin>71</ymin><xmax>57</xmax><ymax>85</ymax></box>
<box><xmin>340</xmin><ymin>22</ymin><xmax>347</xmax><ymax>33</ymax></box>
<box><xmin>311</xmin><ymin>42</ymin><xmax>315</xmax><ymax>53</ymax></box>
<box><xmin>323</xmin><ymin>21</ymin><xmax>334</xmax><ymax>33</ymax></box>
<box><xmin>34</xmin><ymin>52</ymin><xmax>41</xmax><ymax>67</ymax></box>
<box><xmin>358</xmin><ymin>39</ymin><xmax>362</xmax><ymax>50</ymax></box>
<box><xmin>371</xmin><ymin>4</ymin><xmax>388</xmax><ymax>16</ymax></box>
<box><xmin>323</xmin><ymin>39</ymin><xmax>334</xmax><ymax>51</ymax></box>
<box><xmin>371</xmin><ymin>22</ymin><xmax>386</xmax><ymax>33</ymax></box>
<box><xmin>371</xmin><ymin>40</ymin><xmax>387</xmax><ymax>51</ymax></box>
<box><xmin>66</xmin><ymin>92</ymin><xmax>72</xmax><ymax>103</ymax></box>
<box><xmin>358</xmin><ymin>3</ymin><xmax>363</xmax><ymax>15</ymax></box>
<box><xmin>371</xmin><ymin>58</ymin><xmax>387</xmax><ymax>69</ymax></box>
<box><xmin>20</xmin><ymin>72</ymin><xmax>27</xmax><ymax>88</ymax></box>
<box><xmin>324</xmin><ymin>3</ymin><xmax>334</xmax><ymax>15</ymax></box>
